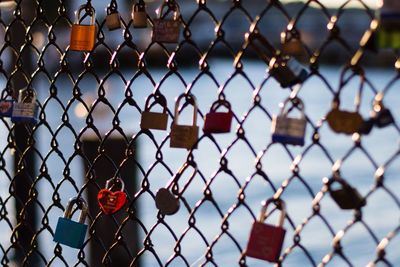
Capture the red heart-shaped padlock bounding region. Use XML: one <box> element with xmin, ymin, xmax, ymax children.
<box><xmin>97</xmin><ymin>189</ymin><xmax>127</xmax><ymax>215</ymax></box>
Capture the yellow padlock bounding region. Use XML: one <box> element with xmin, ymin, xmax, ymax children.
<box><xmin>70</xmin><ymin>5</ymin><xmax>96</xmax><ymax>52</ymax></box>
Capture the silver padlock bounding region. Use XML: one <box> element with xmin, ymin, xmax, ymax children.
<box><xmin>132</xmin><ymin>1</ymin><xmax>147</xmax><ymax>28</ymax></box>
<box><xmin>152</xmin><ymin>2</ymin><xmax>181</xmax><ymax>43</ymax></box>
<box><xmin>106</xmin><ymin>6</ymin><xmax>121</xmax><ymax>31</ymax></box>
<box><xmin>271</xmin><ymin>97</ymin><xmax>306</xmax><ymax>146</ymax></box>
<box><xmin>11</xmin><ymin>88</ymin><xmax>38</xmax><ymax>124</ymax></box>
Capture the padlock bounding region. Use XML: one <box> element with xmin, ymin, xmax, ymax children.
<box><xmin>203</xmin><ymin>99</ymin><xmax>233</xmax><ymax>134</ymax></box>
<box><xmin>326</xmin><ymin>99</ymin><xmax>364</xmax><ymax>135</ymax></box>
<box><xmin>269</xmin><ymin>57</ymin><xmax>308</xmax><ymax>88</ymax></box>
<box><xmin>0</xmin><ymin>99</ymin><xmax>14</xmax><ymax>117</ymax></box>
<box><xmin>11</xmin><ymin>88</ymin><xmax>38</xmax><ymax>124</ymax></box>
<box><xmin>105</xmin><ymin>7</ymin><xmax>121</xmax><ymax>31</ymax></box>
<box><xmin>246</xmin><ymin>198</ymin><xmax>286</xmax><ymax>263</ymax></box>
<box><xmin>97</xmin><ymin>178</ymin><xmax>127</xmax><ymax>215</ymax></box>
<box><xmin>170</xmin><ymin>94</ymin><xmax>199</xmax><ymax>150</ymax></box>
<box><xmin>152</xmin><ymin>2</ymin><xmax>181</xmax><ymax>43</ymax></box>
<box><xmin>271</xmin><ymin>98</ymin><xmax>306</xmax><ymax>146</ymax></box>
<box><xmin>327</xmin><ymin>177</ymin><xmax>366</xmax><ymax>210</ymax></box>
<box><xmin>70</xmin><ymin>5</ymin><xmax>96</xmax><ymax>52</ymax></box>
<box><xmin>245</xmin><ymin>30</ymin><xmax>308</xmax><ymax>88</ymax></box>
<box><xmin>132</xmin><ymin>1</ymin><xmax>148</xmax><ymax>28</ymax></box>
<box><xmin>53</xmin><ymin>197</ymin><xmax>88</xmax><ymax>249</ymax></box>
<box><xmin>280</xmin><ymin>29</ymin><xmax>308</xmax><ymax>62</ymax></box>
<box><xmin>140</xmin><ymin>93</ymin><xmax>168</xmax><ymax>130</ymax></box>
<box><xmin>370</xmin><ymin>93</ymin><xmax>394</xmax><ymax>128</ymax></box>
<box><xmin>155</xmin><ymin>188</ymin><xmax>180</xmax><ymax>215</ymax></box>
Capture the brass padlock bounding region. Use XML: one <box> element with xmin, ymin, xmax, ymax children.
<box><xmin>132</xmin><ymin>1</ymin><xmax>148</xmax><ymax>28</ymax></box>
<box><xmin>170</xmin><ymin>94</ymin><xmax>199</xmax><ymax>150</ymax></box>
<box><xmin>140</xmin><ymin>93</ymin><xmax>168</xmax><ymax>130</ymax></box>
<box><xmin>105</xmin><ymin>6</ymin><xmax>121</xmax><ymax>31</ymax></box>
<box><xmin>152</xmin><ymin>2</ymin><xmax>181</xmax><ymax>43</ymax></box>
<box><xmin>280</xmin><ymin>28</ymin><xmax>308</xmax><ymax>62</ymax></box>
<box><xmin>70</xmin><ymin>5</ymin><xmax>96</xmax><ymax>52</ymax></box>
<box><xmin>326</xmin><ymin>99</ymin><xmax>363</xmax><ymax>135</ymax></box>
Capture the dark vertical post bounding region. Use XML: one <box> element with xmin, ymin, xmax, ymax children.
<box><xmin>82</xmin><ymin>136</ymin><xmax>140</xmax><ymax>266</ymax></box>
<box><xmin>9</xmin><ymin>1</ymin><xmax>39</xmax><ymax>266</ymax></box>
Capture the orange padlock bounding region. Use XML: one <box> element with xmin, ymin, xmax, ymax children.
<box><xmin>70</xmin><ymin>5</ymin><xmax>96</xmax><ymax>52</ymax></box>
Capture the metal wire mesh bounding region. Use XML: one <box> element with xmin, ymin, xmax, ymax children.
<box><xmin>0</xmin><ymin>0</ymin><xmax>399</xmax><ymax>266</ymax></box>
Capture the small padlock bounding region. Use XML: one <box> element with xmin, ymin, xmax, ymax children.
<box><xmin>246</xmin><ymin>198</ymin><xmax>286</xmax><ymax>263</ymax></box>
<box><xmin>203</xmin><ymin>99</ymin><xmax>233</xmax><ymax>134</ymax></box>
<box><xmin>105</xmin><ymin>6</ymin><xmax>121</xmax><ymax>31</ymax></box>
<box><xmin>280</xmin><ymin>28</ymin><xmax>308</xmax><ymax>62</ymax></box>
<box><xmin>132</xmin><ymin>1</ymin><xmax>148</xmax><ymax>28</ymax></box>
<box><xmin>97</xmin><ymin>178</ymin><xmax>127</xmax><ymax>215</ymax></box>
<box><xmin>70</xmin><ymin>5</ymin><xmax>96</xmax><ymax>52</ymax></box>
<box><xmin>140</xmin><ymin>93</ymin><xmax>168</xmax><ymax>130</ymax></box>
<box><xmin>155</xmin><ymin>188</ymin><xmax>180</xmax><ymax>215</ymax></box>
<box><xmin>326</xmin><ymin>98</ymin><xmax>364</xmax><ymax>135</ymax></box>
<box><xmin>53</xmin><ymin>197</ymin><xmax>88</xmax><ymax>249</ymax></box>
<box><xmin>246</xmin><ymin>30</ymin><xmax>308</xmax><ymax>88</ymax></box>
<box><xmin>269</xmin><ymin>56</ymin><xmax>308</xmax><ymax>88</ymax></box>
<box><xmin>152</xmin><ymin>2</ymin><xmax>181</xmax><ymax>43</ymax></box>
<box><xmin>11</xmin><ymin>88</ymin><xmax>38</xmax><ymax>124</ymax></box>
<box><xmin>170</xmin><ymin>94</ymin><xmax>199</xmax><ymax>150</ymax></box>
<box><xmin>327</xmin><ymin>177</ymin><xmax>366</xmax><ymax>210</ymax></box>
<box><xmin>370</xmin><ymin>93</ymin><xmax>394</xmax><ymax>128</ymax></box>
<box><xmin>0</xmin><ymin>99</ymin><xmax>14</xmax><ymax>117</ymax></box>
<box><xmin>271</xmin><ymin>98</ymin><xmax>306</xmax><ymax>146</ymax></box>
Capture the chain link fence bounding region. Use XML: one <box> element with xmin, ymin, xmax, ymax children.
<box><xmin>0</xmin><ymin>0</ymin><xmax>399</xmax><ymax>266</ymax></box>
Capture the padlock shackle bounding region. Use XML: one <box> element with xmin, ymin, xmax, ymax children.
<box><xmin>333</xmin><ymin>65</ymin><xmax>364</xmax><ymax>112</ymax></box>
<box><xmin>105</xmin><ymin>177</ymin><xmax>125</xmax><ymax>192</ymax></box>
<box><xmin>158</xmin><ymin>1</ymin><xmax>180</xmax><ymax>21</ymax></box>
<box><xmin>75</xmin><ymin>4</ymin><xmax>96</xmax><ymax>25</ymax></box>
<box><xmin>64</xmin><ymin>197</ymin><xmax>88</xmax><ymax>224</ymax></box>
<box><xmin>173</xmin><ymin>94</ymin><xmax>197</xmax><ymax>127</ymax></box>
<box><xmin>210</xmin><ymin>99</ymin><xmax>231</xmax><ymax>112</ymax></box>
<box><xmin>18</xmin><ymin>88</ymin><xmax>37</xmax><ymax>103</ymax></box>
<box><xmin>144</xmin><ymin>93</ymin><xmax>167</xmax><ymax>113</ymax></box>
<box><xmin>165</xmin><ymin>159</ymin><xmax>197</xmax><ymax>190</ymax></box>
<box><xmin>279</xmin><ymin>97</ymin><xmax>305</xmax><ymax>119</ymax></box>
<box><xmin>259</xmin><ymin>198</ymin><xmax>286</xmax><ymax>228</ymax></box>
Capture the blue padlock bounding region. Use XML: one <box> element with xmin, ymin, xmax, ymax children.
<box><xmin>271</xmin><ymin>97</ymin><xmax>306</xmax><ymax>146</ymax></box>
<box><xmin>53</xmin><ymin>197</ymin><xmax>88</xmax><ymax>249</ymax></box>
<box><xmin>0</xmin><ymin>99</ymin><xmax>14</xmax><ymax>117</ymax></box>
<box><xmin>11</xmin><ymin>88</ymin><xmax>38</xmax><ymax>124</ymax></box>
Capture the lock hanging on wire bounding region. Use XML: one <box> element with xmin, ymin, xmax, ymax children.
<box><xmin>271</xmin><ymin>97</ymin><xmax>307</xmax><ymax>146</ymax></box>
<box><xmin>70</xmin><ymin>5</ymin><xmax>96</xmax><ymax>52</ymax></box>
<box><xmin>11</xmin><ymin>88</ymin><xmax>38</xmax><ymax>124</ymax></box>
<box><xmin>53</xmin><ymin>197</ymin><xmax>88</xmax><ymax>249</ymax></box>
<box><xmin>203</xmin><ymin>98</ymin><xmax>233</xmax><ymax>134</ymax></box>
<box><xmin>170</xmin><ymin>94</ymin><xmax>199</xmax><ymax>150</ymax></box>
<box><xmin>152</xmin><ymin>2</ymin><xmax>181</xmax><ymax>43</ymax></box>
<box><xmin>140</xmin><ymin>93</ymin><xmax>169</xmax><ymax>130</ymax></box>
<box><xmin>246</xmin><ymin>198</ymin><xmax>287</xmax><ymax>263</ymax></box>
<box><xmin>105</xmin><ymin>1</ymin><xmax>121</xmax><ymax>31</ymax></box>
<box><xmin>132</xmin><ymin>0</ymin><xmax>148</xmax><ymax>28</ymax></box>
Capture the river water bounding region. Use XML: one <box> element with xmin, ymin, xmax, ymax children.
<box><xmin>1</xmin><ymin>60</ymin><xmax>399</xmax><ymax>266</ymax></box>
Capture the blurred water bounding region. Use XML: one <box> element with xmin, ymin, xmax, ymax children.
<box><xmin>1</xmin><ymin>60</ymin><xmax>399</xmax><ymax>266</ymax></box>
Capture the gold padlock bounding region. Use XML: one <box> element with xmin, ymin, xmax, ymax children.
<box><xmin>70</xmin><ymin>5</ymin><xmax>96</xmax><ymax>52</ymax></box>
<box><xmin>170</xmin><ymin>94</ymin><xmax>199</xmax><ymax>150</ymax></box>
<box><xmin>105</xmin><ymin>6</ymin><xmax>121</xmax><ymax>31</ymax></box>
<box><xmin>132</xmin><ymin>1</ymin><xmax>148</xmax><ymax>28</ymax></box>
<box><xmin>152</xmin><ymin>2</ymin><xmax>181</xmax><ymax>43</ymax></box>
<box><xmin>140</xmin><ymin>93</ymin><xmax>168</xmax><ymax>130</ymax></box>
